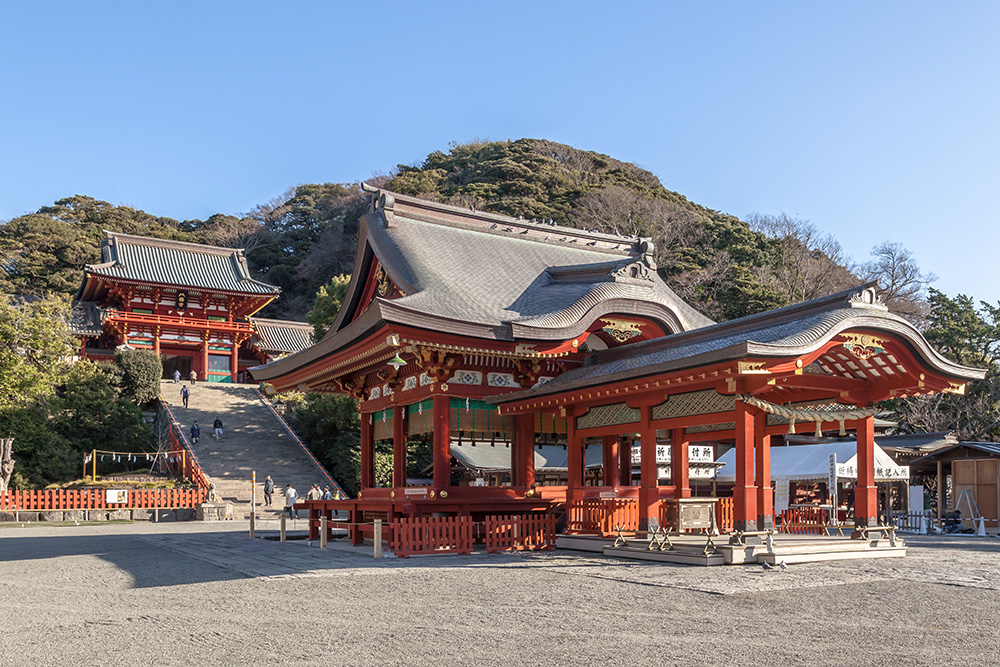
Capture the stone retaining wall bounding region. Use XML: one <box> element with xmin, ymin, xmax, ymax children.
<box><xmin>0</xmin><ymin>506</ymin><xmax>217</xmax><ymax>522</ymax></box>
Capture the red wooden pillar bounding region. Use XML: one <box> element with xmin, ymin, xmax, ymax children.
<box><xmin>603</xmin><ymin>435</ymin><xmax>619</xmax><ymax>487</ymax></box>
<box><xmin>515</xmin><ymin>413</ymin><xmax>535</xmax><ymax>488</ymax></box>
<box><xmin>854</xmin><ymin>415</ymin><xmax>878</xmax><ymax>528</ymax></box>
<box><xmin>201</xmin><ymin>333</ymin><xmax>209</xmax><ymax>381</ymax></box>
<box><xmin>360</xmin><ymin>411</ymin><xmax>374</xmax><ymax>490</ymax></box>
<box><xmin>566</xmin><ymin>409</ymin><xmax>582</xmax><ymax>500</ymax></box>
<box><xmin>230</xmin><ymin>337</ymin><xmax>239</xmax><ymax>382</ymax></box>
<box><xmin>754</xmin><ymin>414</ymin><xmax>773</xmax><ymax>530</ymax></box>
<box><xmin>432</xmin><ymin>395</ymin><xmax>451</xmax><ymax>492</ymax></box>
<box><xmin>639</xmin><ymin>406</ymin><xmax>658</xmax><ymax>530</ymax></box>
<box><xmin>734</xmin><ymin>401</ymin><xmax>758</xmax><ymax>531</ymax></box>
<box><xmin>619</xmin><ymin>436</ymin><xmax>632</xmax><ymax>486</ymax></box>
<box><xmin>392</xmin><ymin>405</ymin><xmax>407</xmax><ymax>488</ymax></box>
<box><xmin>153</xmin><ymin>333</ymin><xmax>160</xmax><ymax>357</ymax></box>
<box><xmin>671</xmin><ymin>428</ymin><xmax>690</xmax><ymax>499</ymax></box>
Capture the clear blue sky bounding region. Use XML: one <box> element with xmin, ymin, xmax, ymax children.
<box><xmin>2</xmin><ymin>1</ymin><xmax>997</xmax><ymax>306</ymax></box>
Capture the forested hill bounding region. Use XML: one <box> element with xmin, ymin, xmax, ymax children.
<box><xmin>0</xmin><ymin>138</ymin><xmax>863</xmax><ymax>322</ymax></box>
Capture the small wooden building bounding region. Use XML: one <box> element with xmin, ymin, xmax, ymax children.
<box><xmin>909</xmin><ymin>442</ymin><xmax>1000</xmax><ymax>529</ymax></box>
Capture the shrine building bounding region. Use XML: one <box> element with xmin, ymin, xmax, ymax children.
<box><xmin>252</xmin><ymin>185</ymin><xmax>986</xmax><ymax>541</ymax></box>
<box><xmin>72</xmin><ymin>232</ymin><xmax>311</xmax><ymax>382</ymax></box>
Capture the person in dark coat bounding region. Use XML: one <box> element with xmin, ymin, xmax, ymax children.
<box><xmin>190</xmin><ymin>421</ymin><xmax>200</xmax><ymax>445</ymax></box>
<box><xmin>180</xmin><ymin>384</ymin><xmax>190</xmax><ymax>409</ymax></box>
<box><xmin>213</xmin><ymin>417</ymin><xmax>223</xmax><ymax>441</ymax></box>
<box><xmin>263</xmin><ymin>475</ymin><xmax>274</xmax><ymax>507</ymax></box>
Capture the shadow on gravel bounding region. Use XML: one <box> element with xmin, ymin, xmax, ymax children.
<box><xmin>902</xmin><ymin>535</ymin><xmax>1000</xmax><ymax>552</ymax></box>
<box><xmin>0</xmin><ymin>532</ymin><xmax>244</xmax><ymax>588</ymax></box>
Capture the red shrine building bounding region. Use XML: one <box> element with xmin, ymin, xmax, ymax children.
<box><xmin>253</xmin><ymin>185</ymin><xmax>985</xmax><ymax>537</ymax></box>
<box><xmin>73</xmin><ymin>232</ymin><xmax>312</xmax><ymax>382</ymax></box>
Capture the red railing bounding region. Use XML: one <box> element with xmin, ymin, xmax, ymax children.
<box><xmin>779</xmin><ymin>507</ymin><xmax>828</xmax><ymax>535</ymax></box>
<box><xmin>483</xmin><ymin>514</ymin><xmax>557</xmax><ymax>552</ymax></box>
<box><xmin>160</xmin><ymin>397</ymin><xmax>211</xmax><ymax>490</ymax></box>
<box><xmin>0</xmin><ymin>488</ymin><xmax>207</xmax><ymax>511</ymax></box>
<box><xmin>393</xmin><ymin>516</ymin><xmax>474</xmax><ymax>557</ymax></box>
<box><xmin>567</xmin><ymin>498</ymin><xmax>639</xmax><ymax>534</ymax></box>
<box><xmin>716</xmin><ymin>497</ymin><xmax>734</xmax><ymax>533</ymax></box>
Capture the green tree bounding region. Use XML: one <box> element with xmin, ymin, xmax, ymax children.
<box><xmin>0</xmin><ymin>294</ymin><xmax>75</xmax><ymax>412</ymax></box>
<box><xmin>283</xmin><ymin>392</ymin><xmax>361</xmax><ymax>495</ymax></box>
<box><xmin>306</xmin><ymin>274</ymin><xmax>351</xmax><ymax>342</ymax></box>
<box><xmin>891</xmin><ymin>289</ymin><xmax>1000</xmax><ymax>441</ymax></box>
<box><xmin>116</xmin><ymin>348</ymin><xmax>163</xmax><ymax>405</ymax></box>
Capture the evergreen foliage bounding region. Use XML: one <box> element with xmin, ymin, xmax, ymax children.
<box><xmin>115</xmin><ymin>348</ymin><xmax>164</xmax><ymax>405</ymax></box>
<box><xmin>306</xmin><ymin>273</ymin><xmax>351</xmax><ymax>342</ymax></box>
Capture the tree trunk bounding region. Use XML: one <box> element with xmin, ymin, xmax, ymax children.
<box><xmin>0</xmin><ymin>438</ymin><xmax>14</xmax><ymax>493</ymax></box>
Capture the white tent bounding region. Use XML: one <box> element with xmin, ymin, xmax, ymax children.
<box><xmin>714</xmin><ymin>441</ymin><xmax>909</xmax><ymax>483</ymax></box>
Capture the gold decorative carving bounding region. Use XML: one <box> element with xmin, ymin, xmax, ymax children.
<box><xmin>944</xmin><ymin>382</ymin><xmax>966</xmax><ymax>395</ymax></box>
<box><xmin>600</xmin><ymin>318</ymin><xmax>644</xmax><ymax>343</ymax></box>
<box><xmin>439</xmin><ymin>490</ymin><xmax>448</xmax><ymax>499</ymax></box>
<box><xmin>375</xmin><ymin>265</ymin><xmax>390</xmax><ymax>297</ymax></box>
<box><xmin>840</xmin><ymin>333</ymin><xmax>887</xmax><ymax>360</ymax></box>
<box><xmin>737</xmin><ymin>361</ymin><xmax>770</xmax><ymax>375</ymax></box>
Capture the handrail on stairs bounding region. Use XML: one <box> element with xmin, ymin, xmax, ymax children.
<box><xmin>158</xmin><ymin>396</ymin><xmax>212</xmax><ymax>490</ymax></box>
<box><xmin>253</xmin><ymin>388</ymin><xmax>349</xmax><ymax>499</ymax></box>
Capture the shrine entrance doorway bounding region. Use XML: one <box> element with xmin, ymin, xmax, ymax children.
<box><xmin>161</xmin><ymin>353</ymin><xmax>193</xmax><ymax>380</ymax></box>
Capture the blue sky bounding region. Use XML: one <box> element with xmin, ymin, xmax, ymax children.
<box><xmin>2</xmin><ymin>1</ymin><xmax>997</xmax><ymax>306</ymax></box>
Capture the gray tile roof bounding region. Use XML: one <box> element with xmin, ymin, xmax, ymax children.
<box><xmin>85</xmin><ymin>232</ymin><xmax>279</xmax><ymax>295</ymax></box>
<box><xmin>492</xmin><ymin>284</ymin><xmax>987</xmax><ymax>404</ymax></box>
<box><xmin>70</xmin><ymin>300</ymin><xmax>104</xmax><ymax>336</ymax></box>
<box><xmin>249</xmin><ymin>318</ymin><xmax>314</xmax><ymax>354</ymax></box>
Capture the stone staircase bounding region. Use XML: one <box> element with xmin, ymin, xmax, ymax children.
<box><xmin>160</xmin><ymin>380</ymin><xmax>336</xmax><ymax>514</ymax></box>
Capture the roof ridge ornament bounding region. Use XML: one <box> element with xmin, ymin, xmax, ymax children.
<box><xmin>609</xmin><ymin>239</ymin><xmax>656</xmax><ymax>283</ymax></box>
<box><xmin>848</xmin><ymin>286</ymin><xmax>888</xmax><ymax>311</ymax></box>
<box><xmin>362</xmin><ymin>183</ymin><xmax>395</xmax><ymax>227</ymax></box>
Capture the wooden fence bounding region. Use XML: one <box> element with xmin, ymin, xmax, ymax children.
<box><xmin>716</xmin><ymin>497</ymin><xmax>734</xmax><ymax>533</ymax></box>
<box><xmin>778</xmin><ymin>507</ymin><xmax>828</xmax><ymax>534</ymax></box>
<box><xmin>483</xmin><ymin>514</ymin><xmax>557</xmax><ymax>552</ymax></box>
<box><xmin>0</xmin><ymin>487</ymin><xmax>207</xmax><ymax>511</ymax></box>
<box><xmin>567</xmin><ymin>498</ymin><xmax>639</xmax><ymax>534</ymax></box>
<box><xmin>393</xmin><ymin>516</ymin><xmax>474</xmax><ymax>557</ymax></box>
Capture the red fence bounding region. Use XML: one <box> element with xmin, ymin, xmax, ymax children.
<box><xmin>483</xmin><ymin>514</ymin><xmax>557</xmax><ymax>552</ymax></box>
<box><xmin>1</xmin><ymin>488</ymin><xmax>207</xmax><ymax>511</ymax></box>
<box><xmin>567</xmin><ymin>498</ymin><xmax>639</xmax><ymax>534</ymax></box>
<box><xmin>393</xmin><ymin>516</ymin><xmax>474</xmax><ymax>557</ymax></box>
<box><xmin>779</xmin><ymin>507</ymin><xmax>828</xmax><ymax>535</ymax></box>
<box><xmin>716</xmin><ymin>497</ymin><xmax>734</xmax><ymax>533</ymax></box>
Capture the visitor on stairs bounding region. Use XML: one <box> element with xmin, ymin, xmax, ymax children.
<box><xmin>306</xmin><ymin>484</ymin><xmax>321</xmax><ymax>501</ymax></box>
<box><xmin>263</xmin><ymin>475</ymin><xmax>274</xmax><ymax>507</ymax></box>
<box><xmin>189</xmin><ymin>369</ymin><xmax>198</xmax><ymax>385</ymax></box>
<box><xmin>180</xmin><ymin>384</ymin><xmax>190</xmax><ymax>409</ymax></box>
<box><xmin>172</xmin><ymin>369</ymin><xmax>181</xmax><ymax>383</ymax></box>
<box><xmin>190</xmin><ymin>421</ymin><xmax>200</xmax><ymax>445</ymax></box>
<box><xmin>323</xmin><ymin>486</ymin><xmax>332</xmax><ymax>500</ymax></box>
<box><xmin>284</xmin><ymin>484</ymin><xmax>298</xmax><ymax>519</ymax></box>
<box><xmin>213</xmin><ymin>417</ymin><xmax>223</xmax><ymax>441</ymax></box>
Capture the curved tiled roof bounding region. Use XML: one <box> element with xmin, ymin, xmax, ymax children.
<box><xmin>491</xmin><ymin>284</ymin><xmax>987</xmax><ymax>404</ymax></box>
<box><xmin>70</xmin><ymin>300</ymin><xmax>104</xmax><ymax>336</ymax></box>
<box><xmin>84</xmin><ymin>232</ymin><xmax>279</xmax><ymax>295</ymax></box>
<box><xmin>249</xmin><ymin>318</ymin><xmax>314</xmax><ymax>354</ymax></box>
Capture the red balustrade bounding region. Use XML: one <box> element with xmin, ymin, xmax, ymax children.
<box><xmin>779</xmin><ymin>507</ymin><xmax>828</xmax><ymax>535</ymax></box>
<box><xmin>0</xmin><ymin>487</ymin><xmax>207</xmax><ymax>511</ymax></box>
<box><xmin>484</xmin><ymin>514</ymin><xmax>557</xmax><ymax>552</ymax></box>
<box><xmin>393</xmin><ymin>516</ymin><xmax>474</xmax><ymax>557</ymax></box>
<box><xmin>566</xmin><ymin>498</ymin><xmax>639</xmax><ymax>535</ymax></box>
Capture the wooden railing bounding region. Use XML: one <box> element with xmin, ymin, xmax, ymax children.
<box><xmin>483</xmin><ymin>514</ymin><xmax>557</xmax><ymax>552</ymax></box>
<box><xmin>779</xmin><ymin>507</ymin><xmax>828</xmax><ymax>535</ymax></box>
<box><xmin>0</xmin><ymin>487</ymin><xmax>207</xmax><ymax>511</ymax></box>
<box><xmin>393</xmin><ymin>516</ymin><xmax>474</xmax><ymax>557</ymax></box>
<box><xmin>567</xmin><ymin>498</ymin><xmax>639</xmax><ymax>534</ymax></box>
<box><xmin>716</xmin><ymin>497</ymin><xmax>734</xmax><ymax>533</ymax></box>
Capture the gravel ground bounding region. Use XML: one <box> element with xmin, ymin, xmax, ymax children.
<box><xmin>0</xmin><ymin>520</ymin><xmax>998</xmax><ymax>666</ymax></box>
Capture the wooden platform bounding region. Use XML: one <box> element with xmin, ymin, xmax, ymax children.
<box><xmin>557</xmin><ymin>533</ymin><xmax>906</xmax><ymax>566</ymax></box>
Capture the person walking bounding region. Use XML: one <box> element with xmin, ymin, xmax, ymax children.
<box><xmin>189</xmin><ymin>369</ymin><xmax>198</xmax><ymax>385</ymax></box>
<box><xmin>180</xmin><ymin>384</ymin><xmax>190</xmax><ymax>409</ymax></box>
<box><xmin>213</xmin><ymin>417</ymin><xmax>223</xmax><ymax>441</ymax></box>
<box><xmin>306</xmin><ymin>484</ymin><xmax>321</xmax><ymax>501</ymax></box>
<box><xmin>322</xmin><ymin>486</ymin><xmax>332</xmax><ymax>501</ymax></box>
<box><xmin>284</xmin><ymin>484</ymin><xmax>298</xmax><ymax>519</ymax></box>
<box><xmin>263</xmin><ymin>475</ymin><xmax>274</xmax><ymax>507</ymax></box>
<box><xmin>190</xmin><ymin>421</ymin><xmax>200</xmax><ymax>445</ymax></box>
<box><xmin>172</xmin><ymin>369</ymin><xmax>181</xmax><ymax>383</ymax></box>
